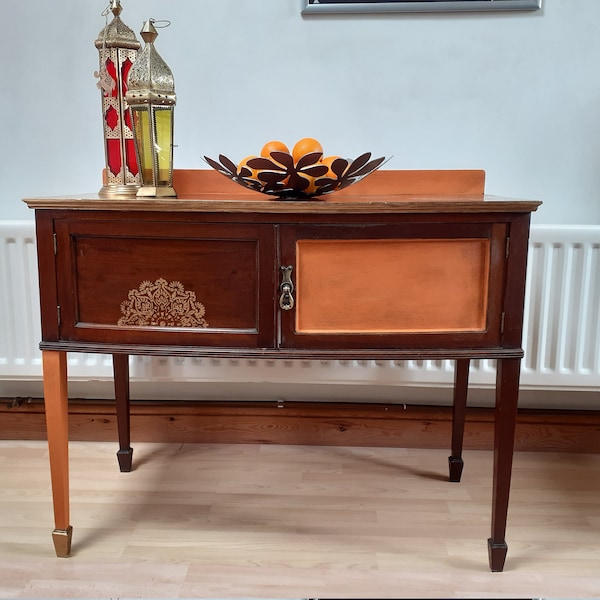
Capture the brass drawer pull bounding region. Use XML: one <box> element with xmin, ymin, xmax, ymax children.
<box><xmin>279</xmin><ymin>265</ymin><xmax>294</xmax><ymax>310</ymax></box>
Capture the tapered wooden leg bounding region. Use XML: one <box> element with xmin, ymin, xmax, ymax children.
<box><xmin>113</xmin><ymin>353</ymin><xmax>133</xmax><ymax>472</ymax></box>
<box><xmin>449</xmin><ymin>359</ymin><xmax>469</xmax><ymax>482</ymax></box>
<box><xmin>42</xmin><ymin>350</ymin><xmax>72</xmax><ymax>558</ymax></box>
<box><xmin>488</xmin><ymin>357</ymin><xmax>521</xmax><ymax>572</ymax></box>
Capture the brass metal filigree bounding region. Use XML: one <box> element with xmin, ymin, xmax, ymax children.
<box><xmin>118</xmin><ymin>278</ymin><xmax>209</xmax><ymax>328</ymax></box>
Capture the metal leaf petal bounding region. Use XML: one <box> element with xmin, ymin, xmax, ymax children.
<box><xmin>258</xmin><ymin>171</ymin><xmax>289</xmax><ymax>184</ymax></box>
<box><xmin>218</xmin><ymin>154</ymin><xmax>238</xmax><ymax>175</ymax></box>
<box><xmin>301</xmin><ymin>164</ymin><xmax>329</xmax><ymax>178</ymax></box>
<box><xmin>203</xmin><ymin>155</ymin><xmax>231</xmax><ymax>175</ymax></box>
<box><xmin>348</xmin><ymin>156</ymin><xmax>386</xmax><ymax>179</ymax></box>
<box><xmin>269</xmin><ymin>151</ymin><xmax>295</xmax><ymax>169</ymax></box>
<box><xmin>247</xmin><ymin>157</ymin><xmax>285</xmax><ymax>171</ymax></box>
<box><xmin>287</xmin><ymin>172</ymin><xmax>310</xmax><ymax>191</ymax></box>
<box><xmin>296</xmin><ymin>151</ymin><xmax>323</xmax><ymax>169</ymax></box>
<box><xmin>345</xmin><ymin>152</ymin><xmax>372</xmax><ymax>177</ymax></box>
<box><xmin>330</xmin><ymin>158</ymin><xmax>349</xmax><ymax>178</ymax></box>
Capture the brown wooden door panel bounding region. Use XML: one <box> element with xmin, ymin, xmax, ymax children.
<box><xmin>278</xmin><ymin>223</ymin><xmax>507</xmax><ymax>350</ymax></box>
<box><xmin>55</xmin><ymin>220</ymin><xmax>276</xmax><ymax>347</ymax></box>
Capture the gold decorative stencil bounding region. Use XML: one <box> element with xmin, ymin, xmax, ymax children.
<box><xmin>118</xmin><ymin>278</ymin><xmax>209</xmax><ymax>328</ymax></box>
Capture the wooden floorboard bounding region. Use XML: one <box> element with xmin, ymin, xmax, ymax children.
<box><xmin>1</xmin><ymin>440</ymin><xmax>600</xmax><ymax>598</ymax></box>
<box><xmin>1</xmin><ymin>397</ymin><xmax>599</xmax><ymax>453</ymax></box>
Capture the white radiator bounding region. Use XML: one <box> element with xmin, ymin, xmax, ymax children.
<box><xmin>1</xmin><ymin>221</ymin><xmax>598</xmax><ymax>407</ymax></box>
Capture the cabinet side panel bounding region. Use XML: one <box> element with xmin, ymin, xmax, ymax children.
<box><xmin>35</xmin><ymin>212</ymin><xmax>59</xmax><ymax>341</ymax></box>
<box><xmin>295</xmin><ymin>239</ymin><xmax>490</xmax><ymax>333</ymax></box>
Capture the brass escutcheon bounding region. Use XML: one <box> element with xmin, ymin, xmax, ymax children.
<box><xmin>279</xmin><ymin>265</ymin><xmax>294</xmax><ymax>310</ymax></box>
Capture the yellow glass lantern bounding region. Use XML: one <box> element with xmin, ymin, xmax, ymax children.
<box><xmin>126</xmin><ymin>20</ymin><xmax>177</xmax><ymax>197</ymax></box>
<box><xmin>95</xmin><ymin>0</ymin><xmax>141</xmax><ymax>198</ymax></box>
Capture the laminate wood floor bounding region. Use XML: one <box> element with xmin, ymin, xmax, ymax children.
<box><xmin>1</xmin><ymin>440</ymin><xmax>599</xmax><ymax>599</ymax></box>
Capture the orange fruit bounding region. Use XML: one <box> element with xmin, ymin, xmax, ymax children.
<box><xmin>292</xmin><ymin>137</ymin><xmax>323</xmax><ymax>163</ymax></box>
<box><xmin>237</xmin><ymin>155</ymin><xmax>260</xmax><ymax>179</ymax></box>
<box><xmin>260</xmin><ymin>140</ymin><xmax>290</xmax><ymax>158</ymax></box>
<box><xmin>320</xmin><ymin>155</ymin><xmax>342</xmax><ymax>179</ymax></box>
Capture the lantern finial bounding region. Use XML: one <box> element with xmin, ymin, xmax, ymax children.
<box><xmin>140</xmin><ymin>19</ymin><xmax>159</xmax><ymax>44</ymax></box>
<box><xmin>110</xmin><ymin>0</ymin><xmax>122</xmax><ymax>18</ymax></box>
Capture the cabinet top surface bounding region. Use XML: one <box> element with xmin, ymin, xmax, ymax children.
<box><xmin>23</xmin><ymin>169</ymin><xmax>541</xmax><ymax>214</ymax></box>
<box><xmin>23</xmin><ymin>194</ymin><xmax>541</xmax><ymax>214</ymax></box>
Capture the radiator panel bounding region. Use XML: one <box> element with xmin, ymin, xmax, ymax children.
<box><xmin>1</xmin><ymin>222</ymin><xmax>598</xmax><ymax>397</ymax></box>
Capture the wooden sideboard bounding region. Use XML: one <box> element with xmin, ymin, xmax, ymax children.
<box><xmin>24</xmin><ymin>169</ymin><xmax>540</xmax><ymax>571</ymax></box>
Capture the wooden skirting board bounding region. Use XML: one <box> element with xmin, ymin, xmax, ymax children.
<box><xmin>1</xmin><ymin>398</ymin><xmax>599</xmax><ymax>453</ymax></box>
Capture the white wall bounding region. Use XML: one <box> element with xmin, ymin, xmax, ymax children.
<box><xmin>2</xmin><ymin>0</ymin><xmax>600</xmax><ymax>224</ymax></box>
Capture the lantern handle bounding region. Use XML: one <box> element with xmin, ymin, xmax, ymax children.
<box><xmin>148</xmin><ymin>19</ymin><xmax>171</xmax><ymax>28</ymax></box>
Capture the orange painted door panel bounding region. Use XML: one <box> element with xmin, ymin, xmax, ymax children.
<box><xmin>279</xmin><ymin>223</ymin><xmax>507</xmax><ymax>350</ymax></box>
<box><xmin>295</xmin><ymin>238</ymin><xmax>490</xmax><ymax>333</ymax></box>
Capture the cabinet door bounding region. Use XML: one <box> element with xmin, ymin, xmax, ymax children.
<box><xmin>54</xmin><ymin>218</ymin><xmax>276</xmax><ymax>348</ymax></box>
<box><xmin>278</xmin><ymin>222</ymin><xmax>508</xmax><ymax>350</ymax></box>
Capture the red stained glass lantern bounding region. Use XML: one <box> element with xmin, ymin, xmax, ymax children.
<box><xmin>95</xmin><ymin>0</ymin><xmax>141</xmax><ymax>198</ymax></box>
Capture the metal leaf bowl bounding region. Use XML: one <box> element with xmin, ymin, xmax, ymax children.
<box><xmin>203</xmin><ymin>150</ymin><xmax>387</xmax><ymax>199</ymax></box>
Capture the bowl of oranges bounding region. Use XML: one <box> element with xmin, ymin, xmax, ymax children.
<box><xmin>203</xmin><ymin>138</ymin><xmax>386</xmax><ymax>199</ymax></box>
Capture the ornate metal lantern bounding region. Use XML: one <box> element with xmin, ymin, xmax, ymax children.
<box><xmin>95</xmin><ymin>0</ymin><xmax>141</xmax><ymax>198</ymax></box>
<box><xmin>126</xmin><ymin>19</ymin><xmax>177</xmax><ymax>197</ymax></box>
